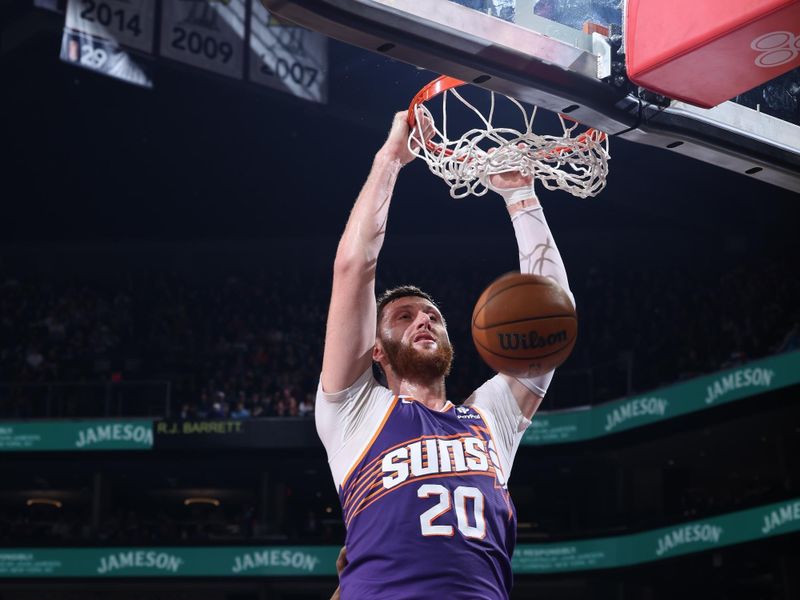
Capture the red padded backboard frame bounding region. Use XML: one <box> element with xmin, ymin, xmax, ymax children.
<box><xmin>625</xmin><ymin>0</ymin><xmax>800</xmax><ymax>108</ymax></box>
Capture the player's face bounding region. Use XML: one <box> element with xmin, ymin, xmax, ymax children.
<box><xmin>377</xmin><ymin>296</ymin><xmax>453</xmax><ymax>380</ymax></box>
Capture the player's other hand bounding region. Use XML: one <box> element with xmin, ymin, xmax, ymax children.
<box><xmin>336</xmin><ymin>546</ymin><xmax>348</xmax><ymax>574</ymax></box>
<box><xmin>329</xmin><ymin>546</ymin><xmax>348</xmax><ymax>600</ymax></box>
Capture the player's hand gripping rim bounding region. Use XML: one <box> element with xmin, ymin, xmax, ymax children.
<box><xmin>486</xmin><ymin>145</ymin><xmax>540</xmax><ymax>212</ymax></box>
<box><xmin>381</xmin><ymin>111</ymin><xmax>434</xmax><ymax>166</ymax></box>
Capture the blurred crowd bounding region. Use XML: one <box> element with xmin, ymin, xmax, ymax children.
<box><xmin>0</xmin><ymin>270</ymin><xmax>328</xmax><ymax>418</ymax></box>
<box><xmin>577</xmin><ymin>259</ymin><xmax>800</xmax><ymax>391</ymax></box>
<box><xmin>0</xmin><ymin>251</ymin><xmax>798</xmax><ymax>417</ymax></box>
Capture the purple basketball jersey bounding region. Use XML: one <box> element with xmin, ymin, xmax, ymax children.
<box><xmin>338</xmin><ymin>397</ymin><xmax>516</xmax><ymax>599</ymax></box>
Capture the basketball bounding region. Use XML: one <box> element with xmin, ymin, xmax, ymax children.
<box><xmin>471</xmin><ymin>273</ymin><xmax>577</xmax><ymax>377</ymax></box>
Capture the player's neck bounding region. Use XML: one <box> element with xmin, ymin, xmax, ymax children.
<box><xmin>394</xmin><ymin>377</ymin><xmax>447</xmax><ymax>411</ymax></box>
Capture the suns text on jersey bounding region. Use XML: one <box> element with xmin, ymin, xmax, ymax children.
<box><xmin>381</xmin><ymin>436</ymin><xmax>499</xmax><ymax>490</ymax></box>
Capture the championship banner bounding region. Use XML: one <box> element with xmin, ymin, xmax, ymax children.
<box><xmin>158</xmin><ymin>0</ymin><xmax>246</xmax><ymax>79</ymax></box>
<box><xmin>0</xmin><ymin>499</ymin><xmax>797</xmax><ymax>576</ymax></box>
<box><xmin>66</xmin><ymin>0</ymin><xmax>156</xmax><ymax>53</ymax></box>
<box><xmin>0</xmin><ymin>420</ymin><xmax>153</xmax><ymax>452</ymax></box>
<box><xmin>249</xmin><ymin>2</ymin><xmax>328</xmax><ymax>103</ymax></box>
<box><xmin>61</xmin><ymin>0</ymin><xmax>156</xmax><ymax>87</ymax></box>
<box><xmin>60</xmin><ymin>30</ymin><xmax>154</xmax><ymax>87</ymax></box>
<box><xmin>523</xmin><ymin>350</ymin><xmax>800</xmax><ymax>445</ymax></box>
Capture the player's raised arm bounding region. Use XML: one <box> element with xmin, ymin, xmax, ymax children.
<box><xmin>488</xmin><ymin>171</ymin><xmax>575</xmax><ymax>420</ymax></box>
<box><xmin>320</xmin><ymin>113</ymin><xmax>417</xmax><ymax>393</ymax></box>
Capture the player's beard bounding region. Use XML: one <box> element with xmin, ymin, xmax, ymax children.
<box><xmin>381</xmin><ymin>335</ymin><xmax>454</xmax><ymax>381</ymax></box>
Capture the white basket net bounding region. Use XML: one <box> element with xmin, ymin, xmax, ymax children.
<box><xmin>408</xmin><ymin>83</ymin><xmax>610</xmax><ymax>199</ymax></box>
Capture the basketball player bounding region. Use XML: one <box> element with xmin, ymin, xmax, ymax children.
<box><xmin>317</xmin><ymin>112</ymin><xmax>574</xmax><ymax>599</ymax></box>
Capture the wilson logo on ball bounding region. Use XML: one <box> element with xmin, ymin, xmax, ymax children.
<box><xmin>472</xmin><ymin>273</ymin><xmax>577</xmax><ymax>377</ymax></box>
<box><xmin>497</xmin><ymin>330</ymin><xmax>568</xmax><ymax>351</ymax></box>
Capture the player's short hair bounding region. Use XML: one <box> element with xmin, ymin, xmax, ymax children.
<box><xmin>376</xmin><ymin>285</ymin><xmax>441</xmax><ymax>326</ymax></box>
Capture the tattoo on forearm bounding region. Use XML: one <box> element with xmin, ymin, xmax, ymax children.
<box><xmin>520</xmin><ymin>237</ymin><xmax>558</xmax><ymax>280</ymax></box>
<box><xmin>516</xmin><ymin>211</ymin><xmax>562</xmax><ymax>284</ymax></box>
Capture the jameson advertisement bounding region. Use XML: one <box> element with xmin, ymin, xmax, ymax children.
<box><xmin>0</xmin><ymin>499</ymin><xmax>797</xmax><ymax>577</ymax></box>
<box><xmin>513</xmin><ymin>497</ymin><xmax>800</xmax><ymax>573</ymax></box>
<box><xmin>0</xmin><ymin>547</ymin><xmax>339</xmax><ymax>577</ymax></box>
<box><xmin>0</xmin><ymin>420</ymin><xmax>153</xmax><ymax>451</ymax></box>
<box><xmin>523</xmin><ymin>351</ymin><xmax>800</xmax><ymax>445</ymax></box>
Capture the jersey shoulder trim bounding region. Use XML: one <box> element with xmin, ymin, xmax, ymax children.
<box><xmin>339</xmin><ymin>395</ymin><xmax>398</xmax><ymax>491</ymax></box>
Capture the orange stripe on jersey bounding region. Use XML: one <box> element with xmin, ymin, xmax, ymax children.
<box><xmin>344</xmin><ymin>457</ymin><xmax>409</xmax><ymax>518</ymax></box>
<box><xmin>339</xmin><ymin>396</ymin><xmax>398</xmax><ymax>492</ymax></box>
<box><xmin>346</xmin><ymin>454</ymin><xmax>409</xmax><ymax>509</ymax></box>
<box><xmin>468</xmin><ymin>422</ymin><xmax>492</xmax><ymax>438</ymax></box>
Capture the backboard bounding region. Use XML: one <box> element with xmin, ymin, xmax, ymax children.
<box><xmin>260</xmin><ymin>0</ymin><xmax>800</xmax><ymax>192</ymax></box>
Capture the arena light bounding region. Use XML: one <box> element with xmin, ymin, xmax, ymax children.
<box><xmin>26</xmin><ymin>498</ymin><xmax>62</xmax><ymax>508</ymax></box>
<box><xmin>184</xmin><ymin>497</ymin><xmax>220</xmax><ymax>507</ymax></box>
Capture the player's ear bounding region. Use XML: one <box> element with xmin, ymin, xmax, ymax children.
<box><xmin>372</xmin><ymin>339</ymin><xmax>384</xmax><ymax>363</ymax></box>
